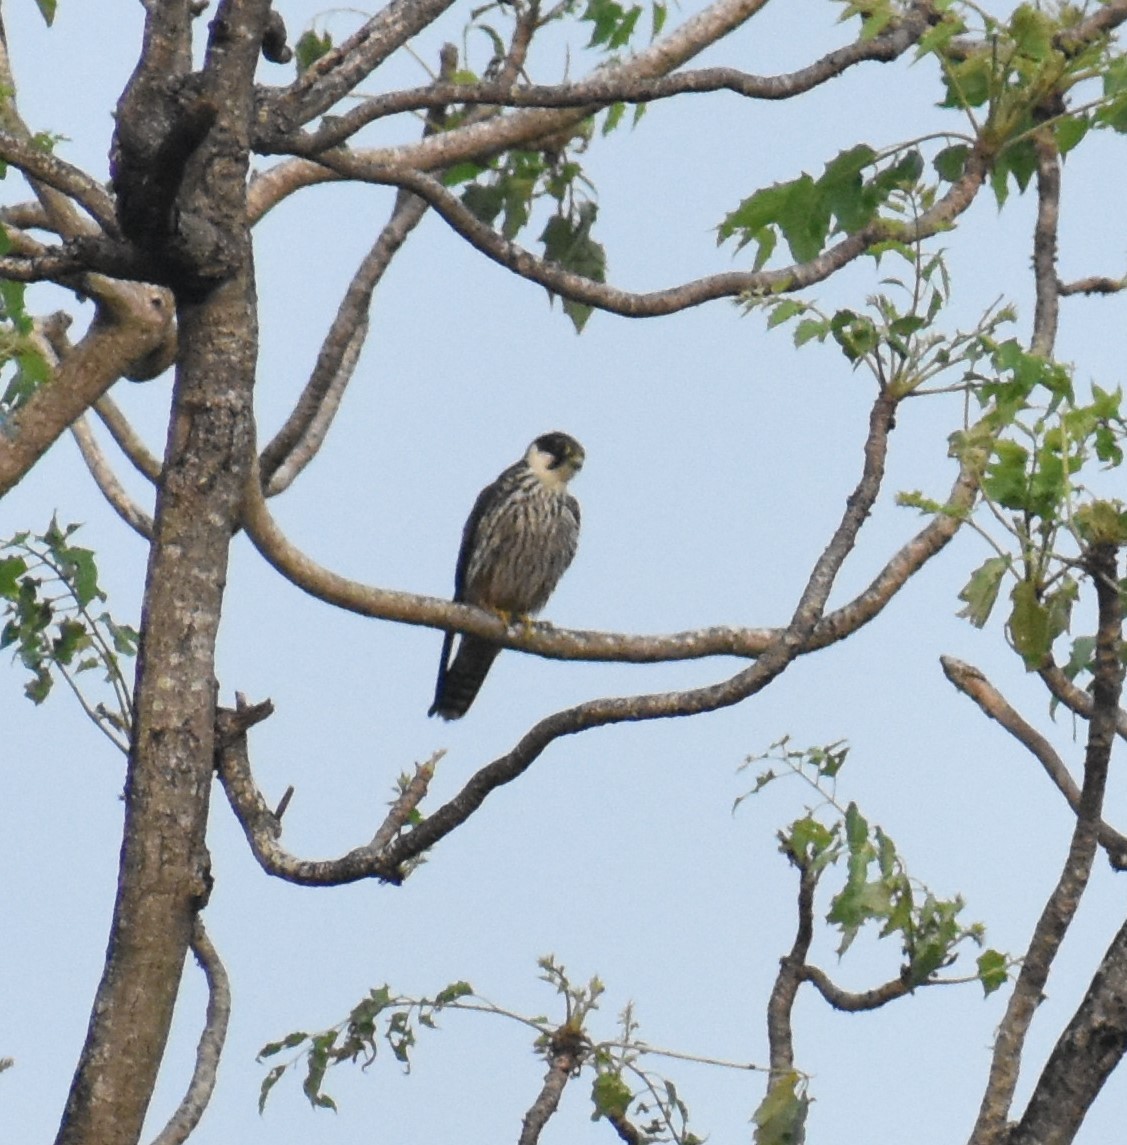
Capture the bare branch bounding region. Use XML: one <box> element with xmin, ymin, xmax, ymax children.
<box><xmin>942</xmin><ymin>656</ymin><xmax>1127</xmax><ymax>868</ymax></box>
<box><xmin>0</xmin><ymin>129</ymin><xmax>116</xmax><ymax>235</ymax></box>
<box><xmin>800</xmin><ymin>966</ymin><xmax>911</xmax><ymax>1011</ymax></box>
<box><xmin>277</xmin><ymin>1</ymin><xmax>934</xmax><ymax>155</ymax></box>
<box><xmin>1010</xmin><ymin>913</ymin><xmax>1127</xmax><ymax>1145</ymax></box>
<box><xmin>229</xmin><ymin>392</ymin><xmax>900</xmax><ymax>883</ymax></box>
<box><xmin>147</xmin><ymin>919</ymin><xmax>230</xmax><ymax>1145</ymax></box>
<box><xmin>518</xmin><ymin>1030</ymin><xmax>587</xmax><ymax>1145</ymax></box>
<box><xmin>1030</xmin><ymin>130</ymin><xmax>1060</xmax><ymax>357</ymax></box>
<box><xmin>261</xmin><ymin>0</ymin><xmax>463</xmax><ymax>133</ymax></box>
<box><xmin>92</xmin><ymin>396</ymin><xmax>163</xmax><ymax>483</ymax></box>
<box><xmin>261</xmin><ymin>45</ymin><xmax>461</xmax><ymax>491</ymax></box>
<box><xmin>70</xmin><ymin>417</ymin><xmax>154</xmax><ymax>539</ymax></box>
<box><xmin>1058</xmin><ymin>275</ymin><xmax>1126</xmax><ymax>297</ymax></box>
<box><xmin>969</xmin><ymin>544</ymin><xmax>1124</xmax><ymax>1145</ymax></box>
<box><xmin>766</xmin><ymin>859</ymin><xmax>817</xmax><ymax>1077</ymax></box>
<box><xmin>1037</xmin><ymin>658</ymin><xmax>1127</xmax><ymax>741</ymax></box>
<box><xmin>0</xmin><ymin>282</ymin><xmax>174</xmax><ymax>498</ymax></box>
<box><xmin>258</xmin><ymin>175</ymin><xmax>429</xmax><ymax>492</ymax></box>
<box><xmin>299</xmin><ymin>144</ymin><xmax>987</xmax><ymax>319</ymax></box>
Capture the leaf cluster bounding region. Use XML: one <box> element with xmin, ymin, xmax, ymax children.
<box><xmin>944</xmin><ymin>342</ymin><xmax>1127</xmax><ymax>669</ymax></box>
<box><xmin>257</xmin><ymin>980</ymin><xmax>474</xmax><ymax>1113</ymax></box>
<box><xmin>752</xmin><ymin>1070</ymin><xmax>809</xmax><ymax>1145</ymax></box>
<box><xmin>449</xmin><ymin>146</ymin><xmax>607</xmax><ymax>331</ymax></box>
<box><xmin>717</xmin><ymin>144</ymin><xmax>924</xmax><ymax>269</ymax></box>
<box><xmin>0</xmin><ymin>233</ymin><xmax>52</xmax><ymax>419</ymax></box>
<box><xmin>741</xmin><ymin>738</ymin><xmax>1005</xmax><ymax>994</ymax></box>
<box><xmin>0</xmin><ymin>520</ymin><xmax>136</xmax><ymax>746</ymax></box>
<box><xmin>932</xmin><ymin>3</ymin><xmax>1127</xmax><ymax>205</ymax></box>
<box><xmin>751</xmin><ymin>240</ymin><xmax>1015</xmax><ymax>398</ymax></box>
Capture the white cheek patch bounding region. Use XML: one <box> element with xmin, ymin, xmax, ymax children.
<box><xmin>526</xmin><ymin>446</ymin><xmax>569</xmax><ymax>490</ymax></box>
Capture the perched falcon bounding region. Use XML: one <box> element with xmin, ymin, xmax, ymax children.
<box><xmin>429</xmin><ymin>431</ymin><xmax>585</xmax><ymax>720</ymax></box>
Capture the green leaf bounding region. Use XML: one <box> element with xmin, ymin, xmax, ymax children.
<box><xmin>0</xmin><ymin>555</ymin><xmax>26</xmax><ymax>598</ymax></box>
<box><xmin>258</xmin><ymin>1065</ymin><xmax>286</xmax><ymax>1114</ymax></box>
<box><xmin>461</xmin><ymin>182</ymin><xmax>505</xmax><ymax>226</ymax></box>
<box><xmin>434</xmin><ymin>981</ymin><xmax>474</xmax><ymax>1006</ymax></box>
<box><xmin>765</xmin><ymin>299</ymin><xmax>806</xmax><ymax>330</ymax></box>
<box><xmin>294</xmin><ymin>29</ymin><xmax>333</xmax><ymax>73</ymax></box>
<box><xmin>940</xmin><ymin>50</ymin><xmax>994</xmax><ymax>110</ymax></box>
<box><xmin>34</xmin><ymin>0</ymin><xmax>57</xmax><ymax>26</ymax></box>
<box><xmin>539</xmin><ymin>203</ymin><xmax>606</xmax><ymax>333</ymax></box>
<box><xmin>976</xmin><ymin>949</ymin><xmax>1009</xmax><ymax>995</ymax></box>
<box><xmin>258</xmin><ymin>1031</ymin><xmax>310</xmax><ymax>1060</ymax></box>
<box><xmin>957</xmin><ymin>556</ymin><xmax>1010</xmax><ymax>628</ymax></box>
<box><xmin>753</xmin><ymin>1071</ymin><xmax>809</xmax><ymax>1145</ymax></box>
<box><xmin>983</xmin><ymin>439</ymin><xmax>1030</xmax><ymax>510</ymax></box>
<box><xmin>1062</xmin><ymin>634</ymin><xmax>1095</xmax><ymax>682</ymax></box>
<box><xmin>591</xmin><ymin>1072</ymin><xmax>632</xmax><ymax>1120</ymax></box>
<box><xmin>1054</xmin><ymin>115</ymin><xmax>1089</xmax><ymax>155</ymax></box>
<box><xmin>793</xmin><ymin>317</ymin><xmax>829</xmax><ymax>347</ymax></box>
<box><xmin>934</xmin><ymin>145</ymin><xmax>969</xmax><ymax>183</ymax></box>
<box><xmin>830</xmin><ymin>309</ymin><xmax>878</xmax><ymax>362</ymax></box>
<box><xmin>1008</xmin><ymin>579</ymin><xmax>1051</xmax><ymax>669</ymax></box>
<box><xmin>1009</xmin><ymin>4</ymin><xmax>1054</xmax><ymax>61</ymax></box>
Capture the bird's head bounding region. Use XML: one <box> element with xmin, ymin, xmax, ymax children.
<box><xmin>527</xmin><ymin>432</ymin><xmax>585</xmax><ymax>487</ymax></box>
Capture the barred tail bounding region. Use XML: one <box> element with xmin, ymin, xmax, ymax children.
<box><xmin>428</xmin><ymin>634</ymin><xmax>502</xmax><ymax>720</ymax></box>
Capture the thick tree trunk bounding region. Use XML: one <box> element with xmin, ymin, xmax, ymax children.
<box><xmin>55</xmin><ymin>4</ymin><xmax>269</xmax><ymax>1143</ymax></box>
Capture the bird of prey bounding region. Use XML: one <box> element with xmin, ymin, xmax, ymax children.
<box><xmin>429</xmin><ymin>431</ymin><xmax>585</xmax><ymax>720</ymax></box>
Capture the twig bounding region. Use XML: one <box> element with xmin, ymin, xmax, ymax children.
<box><xmin>369</xmin><ymin>754</ymin><xmax>440</xmax><ymax>851</ymax></box>
<box><xmin>147</xmin><ymin>919</ymin><xmax>231</xmax><ymax>1145</ymax></box>
<box><xmin>1058</xmin><ymin>275</ymin><xmax>1126</xmax><ymax>296</ymax></box>
<box><xmin>70</xmin><ymin>417</ymin><xmax>154</xmax><ymax>539</ymax></box>
<box><xmin>800</xmin><ymin>965</ymin><xmax>911</xmax><ymax>1011</ymax></box>
<box><xmin>92</xmin><ymin>396</ymin><xmax>163</xmax><ymax>483</ymax></box>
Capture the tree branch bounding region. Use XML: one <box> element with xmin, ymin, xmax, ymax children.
<box><xmin>276</xmin><ymin>0</ymin><xmax>934</xmax><ymax>155</ymax></box>
<box><xmin>0</xmin><ymin>129</ymin><xmax>117</xmax><ymax>234</ymax></box>
<box><xmin>968</xmin><ymin>543</ymin><xmax>1124</xmax><ymax>1145</ymax></box>
<box><xmin>247</xmin><ymin>0</ymin><xmax>777</xmax><ymax>218</ymax></box>
<box><xmin>92</xmin><ymin>396</ymin><xmax>164</xmax><ymax>483</ymax></box>
<box><xmin>1030</xmin><ymin>129</ymin><xmax>1060</xmax><ymax>358</ymax></box>
<box><xmin>766</xmin><ymin>858</ymin><xmax>817</xmax><ymax>1077</ymax></box>
<box><xmin>941</xmin><ymin>656</ymin><xmax>1127</xmax><ymax>869</ymax></box>
<box><xmin>301</xmin><ymin>143</ymin><xmax>987</xmax><ymax>319</ymax></box>
<box><xmin>260</xmin><ymin>0</ymin><xmax>462</xmax><ymax>134</ymax></box>
<box><xmin>70</xmin><ymin>417</ymin><xmax>154</xmax><ymax>539</ymax></box>
<box><xmin>518</xmin><ymin>1030</ymin><xmax>586</xmax><ymax>1145</ymax></box>
<box><xmin>147</xmin><ymin>919</ymin><xmax>230</xmax><ymax>1145</ymax></box>
<box><xmin>0</xmin><ymin>282</ymin><xmax>174</xmax><ymax>498</ymax></box>
<box><xmin>230</xmin><ymin>391</ymin><xmax>900</xmax><ymax>882</ymax></box>
<box><xmin>800</xmin><ymin>965</ymin><xmax>911</xmax><ymax>1011</ymax></box>
<box><xmin>258</xmin><ymin>47</ymin><xmax>463</xmax><ymax>490</ymax></box>
<box><xmin>1010</xmin><ymin>912</ymin><xmax>1127</xmax><ymax>1145</ymax></box>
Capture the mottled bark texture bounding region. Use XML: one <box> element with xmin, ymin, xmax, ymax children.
<box><xmin>54</xmin><ymin>4</ymin><xmax>270</xmax><ymax>1145</ymax></box>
